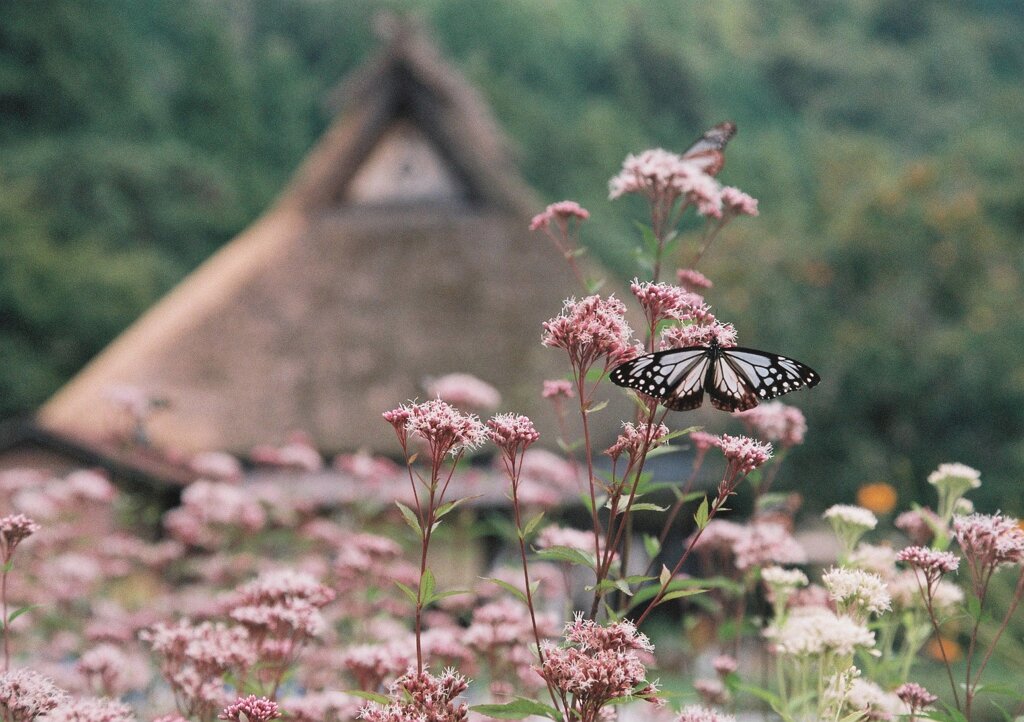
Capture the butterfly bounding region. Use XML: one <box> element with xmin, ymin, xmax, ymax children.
<box><xmin>610</xmin><ymin>338</ymin><xmax>820</xmax><ymax>412</ymax></box>
<box><xmin>681</xmin><ymin>121</ymin><xmax>737</xmax><ymax>177</ymax></box>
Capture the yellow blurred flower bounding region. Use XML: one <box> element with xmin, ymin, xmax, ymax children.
<box><xmin>926</xmin><ymin>635</ymin><xmax>963</xmax><ymax>663</ymax></box>
<box><xmin>857</xmin><ymin>482</ymin><xmax>898</xmax><ymax>515</ymax></box>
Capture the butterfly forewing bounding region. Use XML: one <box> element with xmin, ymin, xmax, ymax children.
<box><xmin>609</xmin><ymin>348</ymin><xmax>708</xmax><ymax>408</ymax></box>
<box><xmin>720</xmin><ymin>347</ymin><xmax>821</xmax><ymax>402</ymax></box>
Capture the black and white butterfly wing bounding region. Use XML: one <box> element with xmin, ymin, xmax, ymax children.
<box><xmin>681</xmin><ymin>121</ymin><xmax>737</xmax><ymax>177</ymax></box>
<box><xmin>609</xmin><ymin>347</ymin><xmax>710</xmax><ymax>411</ymax></box>
<box><xmin>713</xmin><ymin>347</ymin><xmax>821</xmax><ymax>411</ymax></box>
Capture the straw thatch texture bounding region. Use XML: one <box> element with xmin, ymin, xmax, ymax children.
<box><xmin>39</xmin><ymin>22</ymin><xmax>627</xmax><ymax>456</ymax></box>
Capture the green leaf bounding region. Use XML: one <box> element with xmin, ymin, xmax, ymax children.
<box><xmin>471</xmin><ymin>699</ymin><xmax>560</xmax><ymax>720</ymax></box>
<box><xmin>642</xmin><ymin>534</ymin><xmax>661</xmax><ymax>559</ymax></box>
<box><xmin>393</xmin><ymin>581</ymin><xmax>419</xmax><ymax>606</ymax></box>
<box><xmin>535</xmin><ymin>545</ymin><xmax>597</xmax><ymax>570</ymax></box>
<box><xmin>523</xmin><ymin>512</ymin><xmax>545</xmax><ymax>539</ymax></box>
<box><xmin>659</xmin><ymin>564</ymin><xmax>672</xmax><ymax>587</ymax></box>
<box><xmin>6</xmin><ymin>604</ymin><xmax>37</xmax><ymax>624</ymax></box>
<box><xmin>586</xmin><ymin>399</ymin><xmax>609</xmax><ymax>414</ymax></box>
<box><xmin>431</xmin><ymin>589</ymin><xmax>471</xmax><ymax>602</ymax></box>
<box><xmin>435</xmin><ymin>496</ymin><xmax>479</xmax><ymax>521</ymax></box>
<box><xmin>614</xmin><ymin>578</ymin><xmax>633</xmax><ymax>597</ymax></box>
<box><xmin>395</xmin><ymin>501</ymin><xmax>422</xmax><ymax>536</ymax></box>
<box><xmin>419</xmin><ymin>569</ymin><xmax>435</xmax><ymax>605</ymax></box>
<box><xmin>656</xmin><ymin>588</ymin><xmax>707</xmax><ymax>605</ymax></box>
<box><xmin>346</xmin><ymin>690</ymin><xmax>390</xmax><ymax>704</ymax></box>
<box><xmin>628</xmin><ymin>502</ymin><xmax>668</xmax><ymax>513</ymax></box>
<box><xmin>482</xmin><ymin>577</ymin><xmax>527</xmax><ymax>604</ymax></box>
<box><xmin>694</xmin><ymin>496</ymin><xmax>710</xmax><ymax>529</ymax></box>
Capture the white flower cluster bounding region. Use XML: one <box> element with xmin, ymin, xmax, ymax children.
<box><xmin>927</xmin><ymin>462</ymin><xmax>981</xmax><ymax>489</ymax></box>
<box><xmin>761</xmin><ymin>566</ymin><xmax>809</xmax><ymax>589</ymax></box>
<box><xmin>823</xmin><ymin>504</ymin><xmax>878</xmax><ymax>531</ymax></box>
<box><xmin>822</xmin><ymin>567</ymin><xmax>892</xmax><ymax>616</ymax></box>
<box><xmin>765</xmin><ymin>607</ymin><xmax>876</xmax><ymax>657</ymax></box>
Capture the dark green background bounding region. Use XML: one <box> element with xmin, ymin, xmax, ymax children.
<box><xmin>2</xmin><ymin>0</ymin><xmax>1022</xmax><ymax>510</ymax></box>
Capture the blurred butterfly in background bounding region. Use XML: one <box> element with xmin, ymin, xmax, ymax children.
<box><xmin>681</xmin><ymin>121</ymin><xmax>737</xmax><ymax>177</ymax></box>
<box><xmin>610</xmin><ymin>338</ymin><xmax>820</xmax><ymax>412</ymax></box>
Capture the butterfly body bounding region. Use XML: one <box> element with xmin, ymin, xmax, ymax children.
<box><xmin>610</xmin><ymin>339</ymin><xmax>820</xmax><ymax>412</ymax></box>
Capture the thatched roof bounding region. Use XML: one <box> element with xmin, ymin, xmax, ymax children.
<box><xmin>39</xmin><ymin>20</ymin><xmax>621</xmax><ymax>457</ymax></box>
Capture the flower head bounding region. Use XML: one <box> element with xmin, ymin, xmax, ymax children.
<box><xmin>609</xmin><ymin>148</ymin><xmax>723</xmax><ymax>218</ymax></box>
<box><xmin>539</xmin><ymin>614</ymin><xmax>657</xmax><ymax>714</ymax></box>
<box><xmin>929</xmin><ymin>462</ymin><xmax>981</xmax><ymax>520</ymax></box>
<box><xmin>359</xmin><ymin>668</ymin><xmax>469</xmax><ymax>722</ymax></box>
<box><xmin>718</xmin><ymin>434</ymin><xmax>773</xmax><ymax>477</ymax></box>
<box><xmin>676</xmin><ymin>268</ymin><xmax>713</xmax><ymax>291</ymax></box>
<box><xmin>719</xmin><ymin>186</ymin><xmax>759</xmax><ymax>217</ymax></box>
<box><xmin>0</xmin><ymin>669</ymin><xmax>68</xmax><ymax>722</ymax></box>
<box><xmin>425</xmin><ymin>374</ymin><xmax>501</xmax><ymax>412</ymax></box>
<box><xmin>856</xmin><ymin>482</ymin><xmax>899</xmax><ymax>515</ymax></box>
<box><xmin>895</xmin><ymin>682</ymin><xmax>937</xmax><ymax>713</ymax></box>
<box><xmin>529</xmin><ymin>200</ymin><xmax>590</xmax><ymax>231</ymax></box>
<box><xmin>733</xmin><ymin>402</ymin><xmax>806</xmax><ymax>447</ymax></box>
<box><xmin>542</xmin><ymin>295</ymin><xmax>638</xmax><ymax>372</ymax></box>
<box><xmin>487</xmin><ymin>414</ymin><xmax>540</xmax><ymax>458</ymax></box>
<box><xmin>765</xmin><ymin>607</ymin><xmax>875</xmax><ymax>657</ymax></box>
<box><xmin>677</xmin><ymin>706</ymin><xmax>736</xmax><ymax>722</ymax></box>
<box><xmin>630</xmin><ymin>280</ymin><xmax>705</xmax><ymax>326</ymax></box>
<box><xmin>0</xmin><ymin>514</ymin><xmax>40</xmax><ymax>562</ymax></box>
<box><xmin>953</xmin><ymin>513</ymin><xmax>1024</xmax><ymax>579</ymax></box>
<box><xmin>604</xmin><ymin>422</ymin><xmax>669</xmax><ymax>464</ymax></box>
<box><xmin>824</xmin><ymin>505</ymin><xmax>877</xmax><ymax>553</ymax></box>
<box><xmin>894</xmin><ymin>507</ymin><xmax>942</xmax><ymax>546</ymax></box>
<box><xmin>219</xmin><ymin>696</ymin><xmax>281</xmax><ymax>722</ymax></box>
<box><xmin>896</xmin><ymin>546</ymin><xmax>959</xmax><ymax>576</ymax></box>
<box><xmin>660</xmin><ymin>320</ymin><xmax>737</xmax><ymax>349</ymax></box>
<box><xmin>822</xmin><ymin>567</ymin><xmax>892</xmax><ymax>618</ymax></box>
<box><xmin>541</xmin><ymin>379</ymin><xmax>574</xmax><ymax>399</ymax></box>
<box><xmin>384</xmin><ymin>399</ymin><xmax>488</xmax><ymax>459</ymax></box>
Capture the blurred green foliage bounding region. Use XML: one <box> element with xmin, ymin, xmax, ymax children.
<box><xmin>1</xmin><ymin>0</ymin><xmax>1023</xmax><ymax>509</ymax></box>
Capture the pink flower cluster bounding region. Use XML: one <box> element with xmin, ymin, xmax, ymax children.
<box><xmin>539</xmin><ymin>614</ymin><xmax>657</xmax><ymax>722</ymax></box>
<box><xmin>542</xmin><ymin>295</ymin><xmax>638</xmax><ymax>372</ymax></box>
<box><xmin>541</xmin><ymin>379</ymin><xmax>574</xmax><ymax>399</ymax></box>
<box><xmin>608</xmin><ymin>149</ymin><xmax>723</xmax><ymax>217</ymax></box>
<box><xmin>141</xmin><ymin>620</ymin><xmax>255</xmax><ymax>719</ymax></box>
<box><xmin>660</xmin><ymin>319</ymin><xmax>737</xmax><ymax>349</ymax></box>
<box><xmin>487</xmin><ymin>414</ymin><xmax>540</xmax><ymax>458</ymax></box>
<box><xmin>464</xmin><ymin>598</ymin><xmax>557</xmax><ymax>694</ymax></box>
<box><xmin>383</xmin><ymin>399</ymin><xmax>488</xmax><ymax>459</ymax></box>
<box><xmin>163</xmin><ymin>481</ymin><xmax>266</xmax><ymax>549</ymax></box>
<box><xmin>359</xmin><ymin>668</ymin><xmax>469</xmax><ymax>722</ymax></box>
<box><xmin>46</xmin><ymin>696</ymin><xmax>136</xmax><ymax>722</ymax></box>
<box><xmin>733</xmin><ymin>402</ymin><xmax>807</xmax><ymax>447</ymax></box>
<box><xmin>605</xmin><ymin>422</ymin><xmax>670</xmax><ymax>464</ymax></box>
<box><xmin>630</xmin><ymin>280</ymin><xmax>706</xmax><ymax>327</ymax></box>
<box><xmin>676</xmin><ymin>268</ymin><xmax>713</xmax><ymax>291</ymax></box>
<box><xmin>719</xmin><ymin>434</ymin><xmax>773</xmax><ymax>477</ymax></box>
<box><xmin>529</xmin><ymin>200</ymin><xmax>590</xmax><ymax>231</ymax></box>
<box><xmin>425</xmin><ymin>374</ymin><xmax>501</xmax><ymax>412</ymax></box>
<box><xmin>896</xmin><ymin>546</ymin><xmax>959</xmax><ymax>579</ymax></box>
<box><xmin>719</xmin><ymin>187</ymin><xmax>759</xmax><ymax>217</ymax></box>
<box><xmin>0</xmin><ymin>514</ymin><xmax>40</xmax><ymax>562</ymax></box>
<box><xmin>0</xmin><ymin>668</ymin><xmax>68</xmax><ymax>722</ymax></box>
<box><xmin>251</xmin><ymin>432</ymin><xmax>324</xmax><ymax>472</ymax></box>
<box><xmin>219</xmin><ymin>695</ymin><xmax>280</xmax><ymax>722</ymax></box>
<box><xmin>894</xmin><ymin>683</ymin><xmax>937</xmax><ymax>713</ymax></box>
<box><xmin>225</xmin><ymin>570</ymin><xmax>335</xmax><ymax>673</ymax></box>
<box><xmin>953</xmin><ymin>513</ymin><xmax>1024</xmax><ymax>570</ymax></box>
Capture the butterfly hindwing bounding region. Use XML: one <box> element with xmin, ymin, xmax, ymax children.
<box><xmin>709</xmin><ymin>354</ymin><xmax>761</xmax><ymax>412</ymax></box>
<box><xmin>681</xmin><ymin>121</ymin><xmax>736</xmax><ymax>177</ymax></box>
